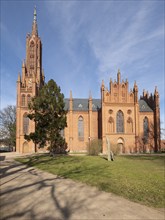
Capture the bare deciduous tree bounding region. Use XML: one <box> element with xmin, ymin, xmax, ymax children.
<box><xmin>0</xmin><ymin>105</ymin><xmax>16</xmax><ymax>148</ymax></box>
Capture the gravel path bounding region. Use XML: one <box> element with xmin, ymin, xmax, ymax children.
<box><xmin>0</xmin><ymin>153</ymin><xmax>164</xmax><ymax>220</ymax></box>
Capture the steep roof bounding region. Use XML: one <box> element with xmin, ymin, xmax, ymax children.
<box><xmin>64</xmin><ymin>98</ymin><xmax>153</xmax><ymax>112</ymax></box>
<box><xmin>139</xmin><ymin>99</ymin><xmax>153</xmax><ymax>112</ymax></box>
<box><xmin>64</xmin><ymin>98</ymin><xmax>101</xmax><ymax>111</ymax></box>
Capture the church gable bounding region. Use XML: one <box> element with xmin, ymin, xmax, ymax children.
<box><xmin>102</xmin><ymin>70</ymin><xmax>137</xmax><ymax>104</ymax></box>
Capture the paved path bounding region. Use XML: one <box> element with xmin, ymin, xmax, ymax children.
<box><xmin>0</xmin><ymin>153</ymin><xmax>164</xmax><ymax>220</ymax></box>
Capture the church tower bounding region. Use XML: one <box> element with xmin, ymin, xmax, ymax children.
<box><xmin>16</xmin><ymin>8</ymin><xmax>45</xmax><ymax>153</ymax></box>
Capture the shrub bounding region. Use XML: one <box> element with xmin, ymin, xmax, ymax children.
<box><xmin>86</xmin><ymin>139</ymin><xmax>102</xmax><ymax>156</ymax></box>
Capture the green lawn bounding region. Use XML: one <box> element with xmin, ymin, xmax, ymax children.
<box><xmin>16</xmin><ymin>154</ymin><xmax>165</xmax><ymax>208</ymax></box>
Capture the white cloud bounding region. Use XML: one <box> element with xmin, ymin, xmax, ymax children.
<box><xmin>45</xmin><ymin>1</ymin><xmax>164</xmax><ymax>79</ymax></box>
<box><xmin>44</xmin><ymin>1</ymin><xmax>164</xmax><ymax>129</ymax></box>
<box><xmin>85</xmin><ymin>2</ymin><xmax>164</xmax><ymax>80</ymax></box>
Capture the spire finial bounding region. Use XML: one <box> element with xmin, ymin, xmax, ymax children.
<box><xmin>34</xmin><ymin>6</ymin><xmax>37</xmax><ymax>22</ymax></box>
<box><xmin>32</xmin><ymin>6</ymin><xmax>38</xmax><ymax>36</ymax></box>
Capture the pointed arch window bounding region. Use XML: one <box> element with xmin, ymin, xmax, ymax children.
<box><xmin>116</xmin><ymin>110</ymin><xmax>124</xmax><ymax>133</ymax></box>
<box><xmin>27</xmin><ymin>95</ymin><xmax>31</xmax><ymax>105</ymax></box>
<box><xmin>21</xmin><ymin>95</ymin><xmax>26</xmax><ymax>106</ymax></box>
<box><xmin>30</xmin><ymin>41</ymin><xmax>35</xmax><ymax>70</ymax></box>
<box><xmin>23</xmin><ymin>114</ymin><xmax>29</xmax><ymax>134</ymax></box>
<box><xmin>121</xmin><ymin>84</ymin><xmax>126</xmax><ymax>102</ymax></box>
<box><xmin>78</xmin><ymin>116</ymin><xmax>84</xmax><ymax>140</ymax></box>
<box><xmin>143</xmin><ymin>117</ymin><xmax>149</xmax><ymax>143</ymax></box>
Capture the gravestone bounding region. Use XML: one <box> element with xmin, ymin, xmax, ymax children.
<box><xmin>106</xmin><ymin>136</ymin><xmax>114</xmax><ymax>161</ymax></box>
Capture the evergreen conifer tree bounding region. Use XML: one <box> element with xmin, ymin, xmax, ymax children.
<box><xmin>25</xmin><ymin>79</ymin><xmax>67</xmax><ymax>153</ymax></box>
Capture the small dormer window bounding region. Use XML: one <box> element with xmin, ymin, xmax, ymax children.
<box><xmin>78</xmin><ymin>104</ymin><xmax>83</xmax><ymax>108</ymax></box>
<box><xmin>92</xmin><ymin>104</ymin><xmax>95</xmax><ymax>108</ymax></box>
<box><xmin>142</xmin><ymin>105</ymin><xmax>145</xmax><ymax>109</ymax></box>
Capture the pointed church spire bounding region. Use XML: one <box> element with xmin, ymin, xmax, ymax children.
<box><xmin>32</xmin><ymin>6</ymin><xmax>38</xmax><ymax>36</ymax></box>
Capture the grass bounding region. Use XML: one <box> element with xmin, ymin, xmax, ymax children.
<box><xmin>16</xmin><ymin>154</ymin><xmax>165</xmax><ymax>208</ymax></box>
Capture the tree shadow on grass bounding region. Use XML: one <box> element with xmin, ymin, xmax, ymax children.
<box><xmin>0</xmin><ymin>158</ymin><xmax>99</xmax><ymax>220</ymax></box>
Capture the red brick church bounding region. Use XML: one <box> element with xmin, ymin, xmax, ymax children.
<box><xmin>16</xmin><ymin>9</ymin><xmax>161</xmax><ymax>154</ymax></box>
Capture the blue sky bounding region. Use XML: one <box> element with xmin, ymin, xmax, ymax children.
<box><xmin>0</xmin><ymin>0</ymin><xmax>164</xmax><ymax>136</ymax></box>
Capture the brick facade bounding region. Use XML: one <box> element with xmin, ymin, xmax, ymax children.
<box><xmin>16</xmin><ymin>9</ymin><xmax>161</xmax><ymax>153</ymax></box>
<box><xmin>16</xmin><ymin>8</ymin><xmax>44</xmax><ymax>153</ymax></box>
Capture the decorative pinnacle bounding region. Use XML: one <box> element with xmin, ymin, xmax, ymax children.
<box><xmin>154</xmin><ymin>86</ymin><xmax>159</xmax><ymax>96</ymax></box>
<box><xmin>89</xmin><ymin>90</ymin><xmax>92</xmax><ymax>100</ymax></box>
<box><xmin>117</xmin><ymin>68</ymin><xmax>121</xmax><ymax>83</ymax></box>
<box><xmin>70</xmin><ymin>90</ymin><xmax>73</xmax><ymax>100</ymax></box>
<box><xmin>17</xmin><ymin>73</ymin><xmax>21</xmax><ymax>82</ymax></box>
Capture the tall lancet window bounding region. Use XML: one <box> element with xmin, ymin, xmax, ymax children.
<box><xmin>78</xmin><ymin>116</ymin><xmax>84</xmax><ymax>140</ymax></box>
<box><xmin>143</xmin><ymin>117</ymin><xmax>149</xmax><ymax>143</ymax></box>
<box><xmin>27</xmin><ymin>95</ymin><xmax>31</xmax><ymax>105</ymax></box>
<box><xmin>29</xmin><ymin>41</ymin><xmax>35</xmax><ymax>75</ymax></box>
<box><xmin>116</xmin><ymin>110</ymin><xmax>124</xmax><ymax>133</ymax></box>
<box><xmin>21</xmin><ymin>95</ymin><xmax>26</xmax><ymax>106</ymax></box>
<box><xmin>23</xmin><ymin>114</ymin><xmax>29</xmax><ymax>134</ymax></box>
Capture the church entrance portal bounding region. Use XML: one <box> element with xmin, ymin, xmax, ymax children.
<box><xmin>23</xmin><ymin>142</ymin><xmax>29</xmax><ymax>153</ymax></box>
<box><xmin>117</xmin><ymin>138</ymin><xmax>124</xmax><ymax>154</ymax></box>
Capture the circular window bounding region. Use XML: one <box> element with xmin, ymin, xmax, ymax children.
<box><xmin>109</xmin><ymin>109</ymin><xmax>113</xmax><ymax>114</ymax></box>
<box><xmin>127</xmin><ymin>109</ymin><xmax>132</xmax><ymax>114</ymax></box>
